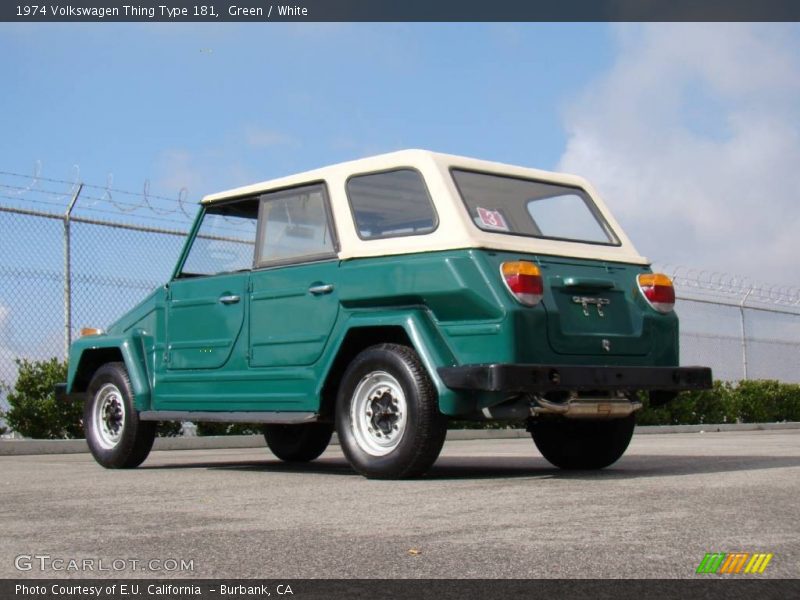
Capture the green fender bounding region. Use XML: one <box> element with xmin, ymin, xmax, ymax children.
<box><xmin>319</xmin><ymin>309</ymin><xmax>473</xmax><ymax>416</ymax></box>
<box><xmin>66</xmin><ymin>330</ymin><xmax>152</xmax><ymax>411</ymax></box>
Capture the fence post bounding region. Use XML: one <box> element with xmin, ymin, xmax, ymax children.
<box><xmin>64</xmin><ymin>184</ymin><xmax>83</xmax><ymax>358</ymax></box>
<box><xmin>739</xmin><ymin>285</ymin><xmax>754</xmax><ymax>380</ymax></box>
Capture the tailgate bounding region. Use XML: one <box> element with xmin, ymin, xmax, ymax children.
<box><xmin>539</xmin><ymin>258</ymin><xmax>652</xmax><ymax>357</ymax></box>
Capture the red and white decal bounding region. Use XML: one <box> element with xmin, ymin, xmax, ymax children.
<box><xmin>477</xmin><ymin>207</ymin><xmax>509</xmax><ymax>231</ymax></box>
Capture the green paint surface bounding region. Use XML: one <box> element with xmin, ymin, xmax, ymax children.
<box><xmin>67</xmin><ymin>248</ymin><xmax>679</xmax><ymax>416</ymax></box>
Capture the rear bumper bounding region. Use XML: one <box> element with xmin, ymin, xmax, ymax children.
<box><xmin>438</xmin><ymin>364</ymin><xmax>712</xmax><ymax>393</ymax></box>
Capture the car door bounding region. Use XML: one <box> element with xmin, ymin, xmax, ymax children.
<box><xmin>248</xmin><ymin>183</ymin><xmax>340</xmax><ymax>373</ymax></box>
<box><xmin>165</xmin><ymin>273</ymin><xmax>248</xmax><ymax>370</ymax></box>
<box><xmin>155</xmin><ymin>197</ymin><xmax>259</xmax><ymax>410</ymax></box>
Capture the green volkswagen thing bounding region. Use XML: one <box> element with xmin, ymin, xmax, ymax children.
<box><xmin>58</xmin><ymin>150</ymin><xmax>711</xmax><ymax>479</ymax></box>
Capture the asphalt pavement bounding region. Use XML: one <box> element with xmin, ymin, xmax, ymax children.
<box><xmin>1</xmin><ymin>430</ymin><xmax>798</xmax><ymax>579</ymax></box>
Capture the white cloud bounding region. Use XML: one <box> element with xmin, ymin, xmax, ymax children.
<box><xmin>244</xmin><ymin>127</ymin><xmax>299</xmax><ymax>149</ymax></box>
<box><xmin>153</xmin><ymin>147</ymin><xmax>264</xmax><ymax>201</ymax></box>
<box><xmin>558</xmin><ymin>24</ymin><xmax>800</xmax><ymax>285</ymax></box>
<box><xmin>154</xmin><ymin>149</ymin><xmax>207</xmax><ymax>198</ymax></box>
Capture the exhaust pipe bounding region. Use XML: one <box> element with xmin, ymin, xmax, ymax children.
<box><xmin>467</xmin><ymin>393</ymin><xmax>643</xmax><ymax>421</ymax></box>
<box><xmin>530</xmin><ymin>394</ymin><xmax>642</xmax><ymax>419</ymax></box>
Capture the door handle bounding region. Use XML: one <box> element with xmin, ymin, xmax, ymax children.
<box><xmin>219</xmin><ymin>295</ymin><xmax>241</xmax><ymax>304</ymax></box>
<box><xmin>308</xmin><ymin>284</ymin><xmax>334</xmax><ymax>295</ymax></box>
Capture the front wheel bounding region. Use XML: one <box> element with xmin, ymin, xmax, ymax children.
<box><xmin>263</xmin><ymin>423</ymin><xmax>333</xmax><ymax>462</ymax></box>
<box><xmin>335</xmin><ymin>344</ymin><xmax>447</xmax><ymax>479</ymax></box>
<box><xmin>529</xmin><ymin>415</ymin><xmax>635</xmax><ymax>470</ymax></box>
<box><xmin>84</xmin><ymin>362</ymin><xmax>156</xmax><ymax>468</ymax></box>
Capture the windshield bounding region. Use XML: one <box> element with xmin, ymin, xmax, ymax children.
<box><xmin>180</xmin><ymin>200</ymin><xmax>259</xmax><ymax>277</ymax></box>
<box><xmin>451</xmin><ymin>169</ymin><xmax>619</xmax><ymax>245</ymax></box>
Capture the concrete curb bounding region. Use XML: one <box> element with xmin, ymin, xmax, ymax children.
<box><xmin>1</xmin><ymin>422</ymin><xmax>798</xmax><ymax>456</ymax></box>
<box><xmin>632</xmin><ymin>422</ymin><xmax>800</xmax><ymax>434</ymax></box>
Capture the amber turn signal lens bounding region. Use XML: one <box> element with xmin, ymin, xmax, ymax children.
<box><xmin>501</xmin><ymin>261</ymin><xmax>543</xmax><ymax>307</ymax></box>
<box><xmin>637</xmin><ymin>273</ymin><xmax>675</xmax><ymax>313</ymax></box>
<box><xmin>80</xmin><ymin>327</ymin><xmax>105</xmax><ymax>337</ymax></box>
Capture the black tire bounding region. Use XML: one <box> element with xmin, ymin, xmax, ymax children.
<box><xmin>84</xmin><ymin>362</ymin><xmax>156</xmax><ymax>469</ymax></box>
<box><xmin>264</xmin><ymin>423</ymin><xmax>334</xmax><ymax>462</ymax></box>
<box><xmin>335</xmin><ymin>344</ymin><xmax>447</xmax><ymax>479</ymax></box>
<box><xmin>530</xmin><ymin>415</ymin><xmax>635</xmax><ymax>470</ymax></box>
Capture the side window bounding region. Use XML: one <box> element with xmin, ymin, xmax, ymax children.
<box><xmin>256</xmin><ymin>184</ymin><xmax>337</xmax><ymax>266</ymax></box>
<box><xmin>180</xmin><ymin>198</ymin><xmax>259</xmax><ymax>277</ymax></box>
<box><xmin>346</xmin><ymin>169</ymin><xmax>438</xmax><ymax>239</ymax></box>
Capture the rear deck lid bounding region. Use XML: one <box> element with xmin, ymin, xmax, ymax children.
<box><xmin>539</xmin><ymin>258</ymin><xmax>651</xmax><ymax>356</ymax></box>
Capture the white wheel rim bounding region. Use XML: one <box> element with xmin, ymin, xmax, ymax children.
<box><xmin>93</xmin><ymin>383</ymin><xmax>126</xmax><ymax>449</ymax></box>
<box><xmin>350</xmin><ymin>371</ymin><xmax>407</xmax><ymax>457</ymax></box>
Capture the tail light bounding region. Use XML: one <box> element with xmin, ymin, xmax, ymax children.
<box><xmin>500</xmin><ymin>261</ymin><xmax>543</xmax><ymax>306</ymax></box>
<box><xmin>637</xmin><ymin>273</ymin><xmax>675</xmax><ymax>313</ymax></box>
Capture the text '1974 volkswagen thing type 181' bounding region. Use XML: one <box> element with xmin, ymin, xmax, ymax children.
<box><xmin>57</xmin><ymin>150</ymin><xmax>712</xmax><ymax>479</ymax></box>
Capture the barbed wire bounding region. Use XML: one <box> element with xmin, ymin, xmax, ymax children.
<box><xmin>655</xmin><ymin>263</ymin><xmax>800</xmax><ymax>308</ymax></box>
<box><xmin>2</xmin><ymin>164</ymin><xmax>798</xmax><ymax>310</ymax></box>
<box><xmin>0</xmin><ymin>163</ymin><xmax>195</xmax><ymax>220</ymax></box>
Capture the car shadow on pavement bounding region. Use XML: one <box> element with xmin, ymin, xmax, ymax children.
<box><xmin>428</xmin><ymin>454</ymin><xmax>800</xmax><ymax>480</ymax></box>
<box><xmin>141</xmin><ymin>453</ymin><xmax>800</xmax><ymax>481</ymax></box>
<box><xmin>143</xmin><ymin>456</ymin><xmax>359</xmax><ymax>476</ymax></box>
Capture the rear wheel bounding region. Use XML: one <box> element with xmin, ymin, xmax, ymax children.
<box><xmin>336</xmin><ymin>344</ymin><xmax>447</xmax><ymax>479</ymax></box>
<box><xmin>529</xmin><ymin>415</ymin><xmax>635</xmax><ymax>470</ymax></box>
<box><xmin>84</xmin><ymin>362</ymin><xmax>156</xmax><ymax>469</ymax></box>
<box><xmin>263</xmin><ymin>423</ymin><xmax>333</xmax><ymax>462</ymax></box>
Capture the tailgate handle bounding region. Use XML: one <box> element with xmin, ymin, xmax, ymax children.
<box><xmin>562</xmin><ymin>277</ymin><xmax>615</xmax><ymax>290</ymax></box>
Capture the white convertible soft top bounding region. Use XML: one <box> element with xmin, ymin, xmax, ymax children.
<box><xmin>201</xmin><ymin>149</ymin><xmax>648</xmax><ymax>265</ymax></box>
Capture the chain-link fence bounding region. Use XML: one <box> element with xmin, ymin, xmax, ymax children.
<box><xmin>657</xmin><ymin>265</ymin><xmax>800</xmax><ymax>383</ymax></box>
<box><xmin>0</xmin><ymin>169</ymin><xmax>195</xmax><ymax>420</ymax></box>
<box><xmin>1</xmin><ymin>168</ymin><xmax>800</xmax><ymax>422</ymax></box>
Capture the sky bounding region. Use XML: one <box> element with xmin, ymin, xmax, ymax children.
<box><xmin>1</xmin><ymin>22</ymin><xmax>799</xmax><ymax>286</ymax></box>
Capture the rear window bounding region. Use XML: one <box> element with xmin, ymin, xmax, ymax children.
<box><xmin>346</xmin><ymin>169</ymin><xmax>438</xmax><ymax>240</ymax></box>
<box><xmin>451</xmin><ymin>169</ymin><xmax>619</xmax><ymax>245</ymax></box>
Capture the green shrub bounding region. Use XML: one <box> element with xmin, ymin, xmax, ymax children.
<box><xmin>195</xmin><ymin>422</ymin><xmax>262</xmax><ymax>436</ymax></box>
<box><xmin>776</xmin><ymin>384</ymin><xmax>800</xmax><ymax>421</ymax></box>
<box><xmin>2</xmin><ymin>356</ymin><xmax>798</xmax><ymax>437</ymax></box>
<box><xmin>734</xmin><ymin>380</ymin><xmax>775</xmax><ymax>423</ymax></box>
<box><xmin>635</xmin><ymin>390</ymin><xmax>671</xmax><ymax>426</ymax></box>
<box><xmin>666</xmin><ymin>392</ymin><xmax>700</xmax><ymax>425</ymax></box>
<box><xmin>689</xmin><ymin>381</ymin><xmax>738</xmax><ymax>424</ymax></box>
<box><xmin>452</xmin><ymin>381</ymin><xmax>800</xmax><ymax>429</ymax></box>
<box><xmin>0</xmin><ymin>357</ymin><xmax>183</xmax><ymax>439</ymax></box>
<box><xmin>1</xmin><ymin>358</ymin><xmax>80</xmax><ymax>439</ymax></box>
<box><xmin>654</xmin><ymin>381</ymin><xmax>740</xmax><ymax>425</ymax></box>
<box><xmin>633</xmin><ymin>379</ymin><xmax>800</xmax><ymax>426</ymax></box>
<box><xmin>447</xmin><ymin>419</ymin><xmax>522</xmax><ymax>430</ymax></box>
<box><xmin>156</xmin><ymin>421</ymin><xmax>184</xmax><ymax>437</ymax></box>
